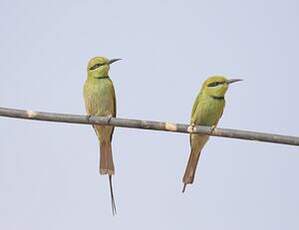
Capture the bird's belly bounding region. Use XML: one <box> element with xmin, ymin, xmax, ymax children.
<box><xmin>83</xmin><ymin>81</ymin><xmax>115</xmax><ymax>142</ymax></box>
<box><xmin>96</xmin><ymin>98</ymin><xmax>114</xmax><ymax>115</ymax></box>
<box><xmin>86</xmin><ymin>95</ymin><xmax>114</xmax><ymax>116</ymax></box>
<box><xmin>84</xmin><ymin>84</ymin><xmax>114</xmax><ymax>116</ymax></box>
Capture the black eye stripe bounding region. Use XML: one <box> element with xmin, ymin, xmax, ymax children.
<box><xmin>208</xmin><ymin>81</ymin><xmax>225</xmax><ymax>87</ymax></box>
<box><xmin>89</xmin><ymin>63</ymin><xmax>103</xmax><ymax>71</ymax></box>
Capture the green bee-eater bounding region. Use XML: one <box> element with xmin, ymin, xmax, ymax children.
<box><xmin>83</xmin><ymin>56</ymin><xmax>121</xmax><ymax>215</ymax></box>
<box><xmin>182</xmin><ymin>76</ymin><xmax>242</xmax><ymax>192</ymax></box>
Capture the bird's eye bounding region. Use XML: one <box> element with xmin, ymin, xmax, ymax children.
<box><xmin>208</xmin><ymin>82</ymin><xmax>220</xmax><ymax>87</ymax></box>
<box><xmin>208</xmin><ymin>81</ymin><xmax>225</xmax><ymax>87</ymax></box>
<box><xmin>89</xmin><ymin>63</ymin><xmax>102</xmax><ymax>71</ymax></box>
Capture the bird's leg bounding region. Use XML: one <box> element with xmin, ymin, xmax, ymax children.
<box><xmin>191</xmin><ymin>122</ymin><xmax>196</xmax><ymax>130</ymax></box>
<box><xmin>187</xmin><ymin>122</ymin><xmax>196</xmax><ymax>133</ymax></box>
<box><xmin>209</xmin><ymin>125</ymin><xmax>216</xmax><ymax>135</ymax></box>
<box><xmin>86</xmin><ymin>114</ymin><xmax>92</xmax><ymax>122</ymax></box>
<box><xmin>106</xmin><ymin>114</ymin><xmax>113</xmax><ymax>124</ymax></box>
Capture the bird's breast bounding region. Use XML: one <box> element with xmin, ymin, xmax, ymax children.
<box><xmin>194</xmin><ymin>97</ymin><xmax>225</xmax><ymax>126</ymax></box>
<box><xmin>83</xmin><ymin>80</ymin><xmax>115</xmax><ymax>116</ymax></box>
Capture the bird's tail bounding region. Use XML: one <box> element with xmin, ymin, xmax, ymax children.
<box><xmin>100</xmin><ymin>141</ymin><xmax>117</xmax><ymax>215</ymax></box>
<box><xmin>100</xmin><ymin>141</ymin><xmax>115</xmax><ymax>175</ymax></box>
<box><xmin>108</xmin><ymin>175</ymin><xmax>117</xmax><ymax>215</ymax></box>
<box><xmin>182</xmin><ymin>149</ymin><xmax>201</xmax><ymax>193</ymax></box>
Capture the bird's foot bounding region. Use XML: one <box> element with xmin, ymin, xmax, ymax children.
<box><xmin>188</xmin><ymin>122</ymin><xmax>196</xmax><ymax>133</ymax></box>
<box><xmin>86</xmin><ymin>114</ymin><xmax>92</xmax><ymax>122</ymax></box>
<box><xmin>209</xmin><ymin>125</ymin><xmax>216</xmax><ymax>135</ymax></box>
<box><xmin>106</xmin><ymin>115</ymin><xmax>113</xmax><ymax>124</ymax></box>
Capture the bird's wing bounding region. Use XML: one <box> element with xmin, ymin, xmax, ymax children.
<box><xmin>109</xmin><ymin>79</ymin><xmax>117</xmax><ymax>142</ymax></box>
<box><xmin>191</xmin><ymin>92</ymin><xmax>201</xmax><ymax>121</ymax></box>
<box><xmin>112</xmin><ymin>82</ymin><xmax>116</xmax><ymax>118</ymax></box>
<box><xmin>189</xmin><ymin>93</ymin><xmax>204</xmax><ymax>145</ymax></box>
<box><xmin>190</xmin><ymin>92</ymin><xmax>204</xmax><ymax>125</ymax></box>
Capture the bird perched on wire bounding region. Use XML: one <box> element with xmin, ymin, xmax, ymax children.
<box><xmin>83</xmin><ymin>56</ymin><xmax>121</xmax><ymax>215</ymax></box>
<box><xmin>182</xmin><ymin>76</ymin><xmax>242</xmax><ymax>192</ymax></box>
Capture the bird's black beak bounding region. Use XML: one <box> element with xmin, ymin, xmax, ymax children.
<box><xmin>226</xmin><ymin>79</ymin><xmax>243</xmax><ymax>84</ymax></box>
<box><xmin>108</xmin><ymin>58</ymin><xmax>122</xmax><ymax>65</ymax></box>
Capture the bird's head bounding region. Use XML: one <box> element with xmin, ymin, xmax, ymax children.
<box><xmin>87</xmin><ymin>56</ymin><xmax>121</xmax><ymax>79</ymax></box>
<box><xmin>202</xmin><ymin>76</ymin><xmax>242</xmax><ymax>98</ymax></box>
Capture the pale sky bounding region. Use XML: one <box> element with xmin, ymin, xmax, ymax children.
<box><xmin>0</xmin><ymin>0</ymin><xmax>299</xmax><ymax>229</ymax></box>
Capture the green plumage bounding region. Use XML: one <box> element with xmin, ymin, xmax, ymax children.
<box><xmin>83</xmin><ymin>56</ymin><xmax>121</xmax><ymax>215</ymax></box>
<box><xmin>84</xmin><ymin>77</ymin><xmax>116</xmax><ymax>145</ymax></box>
<box><xmin>182</xmin><ymin>76</ymin><xmax>242</xmax><ymax>192</ymax></box>
<box><xmin>191</xmin><ymin>93</ymin><xmax>225</xmax><ymax>126</ymax></box>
